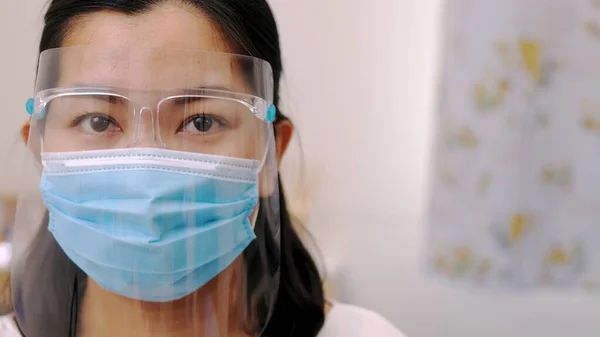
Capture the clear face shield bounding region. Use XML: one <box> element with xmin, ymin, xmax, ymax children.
<box><xmin>11</xmin><ymin>47</ymin><xmax>281</xmax><ymax>337</ymax></box>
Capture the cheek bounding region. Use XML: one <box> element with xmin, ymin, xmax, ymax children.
<box><xmin>37</xmin><ymin>112</ymin><xmax>79</xmax><ymax>152</ymax></box>
<box><xmin>42</xmin><ymin>138</ymin><xmax>73</xmax><ymax>152</ymax></box>
<box><xmin>41</xmin><ymin>127</ymin><xmax>88</xmax><ymax>152</ymax></box>
<box><xmin>251</xmin><ymin>131</ymin><xmax>277</xmax><ymax>198</ymax></box>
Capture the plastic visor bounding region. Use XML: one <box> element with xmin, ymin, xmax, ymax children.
<box><xmin>11</xmin><ymin>47</ymin><xmax>281</xmax><ymax>337</ymax></box>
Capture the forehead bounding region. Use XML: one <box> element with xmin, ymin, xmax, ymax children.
<box><xmin>58</xmin><ymin>4</ymin><xmax>237</xmax><ymax>89</ymax></box>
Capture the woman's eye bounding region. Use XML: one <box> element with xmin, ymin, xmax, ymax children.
<box><xmin>182</xmin><ymin>115</ymin><xmax>223</xmax><ymax>133</ymax></box>
<box><xmin>77</xmin><ymin>115</ymin><xmax>121</xmax><ymax>134</ymax></box>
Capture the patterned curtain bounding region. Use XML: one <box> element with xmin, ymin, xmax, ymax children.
<box><xmin>427</xmin><ymin>0</ymin><xmax>600</xmax><ymax>290</ymax></box>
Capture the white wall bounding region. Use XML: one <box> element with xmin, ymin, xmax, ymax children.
<box><xmin>0</xmin><ymin>1</ymin><xmax>44</xmax><ymax>195</ymax></box>
<box><xmin>1</xmin><ymin>1</ymin><xmax>599</xmax><ymax>336</ymax></box>
<box><xmin>270</xmin><ymin>1</ymin><xmax>600</xmax><ymax>337</ymax></box>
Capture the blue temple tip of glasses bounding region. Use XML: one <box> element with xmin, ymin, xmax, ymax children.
<box><xmin>266</xmin><ymin>105</ymin><xmax>277</xmax><ymax>123</ymax></box>
<box><xmin>25</xmin><ymin>98</ymin><xmax>34</xmax><ymax>116</ymax></box>
<box><xmin>37</xmin><ymin>108</ymin><xmax>47</xmax><ymax>120</ymax></box>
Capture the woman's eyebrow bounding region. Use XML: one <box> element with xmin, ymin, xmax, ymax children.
<box><xmin>187</xmin><ymin>85</ymin><xmax>234</xmax><ymax>92</ymax></box>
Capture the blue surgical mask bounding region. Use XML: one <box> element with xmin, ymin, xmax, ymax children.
<box><xmin>39</xmin><ymin>148</ymin><xmax>260</xmax><ymax>302</ymax></box>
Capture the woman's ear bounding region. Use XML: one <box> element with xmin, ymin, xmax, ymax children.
<box><xmin>274</xmin><ymin>119</ymin><xmax>293</xmax><ymax>167</ymax></box>
<box><xmin>21</xmin><ymin>121</ymin><xmax>30</xmax><ymax>145</ymax></box>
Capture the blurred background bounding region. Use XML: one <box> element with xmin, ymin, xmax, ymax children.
<box><xmin>1</xmin><ymin>0</ymin><xmax>600</xmax><ymax>336</ymax></box>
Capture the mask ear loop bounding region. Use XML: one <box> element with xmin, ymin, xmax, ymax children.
<box><xmin>40</xmin><ymin>137</ymin><xmax>45</xmax><ymax>159</ymax></box>
<box><xmin>257</xmin><ymin>126</ymin><xmax>274</xmax><ymax>174</ymax></box>
<box><xmin>250</xmin><ymin>123</ymin><xmax>275</xmax><ymax>229</ymax></box>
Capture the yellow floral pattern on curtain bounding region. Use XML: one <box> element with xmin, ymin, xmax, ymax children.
<box><xmin>428</xmin><ymin>0</ymin><xmax>600</xmax><ymax>289</ymax></box>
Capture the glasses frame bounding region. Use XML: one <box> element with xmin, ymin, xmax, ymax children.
<box><xmin>26</xmin><ymin>86</ymin><xmax>277</xmax><ymax>123</ymax></box>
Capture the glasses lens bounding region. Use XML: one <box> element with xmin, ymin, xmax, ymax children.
<box><xmin>157</xmin><ymin>95</ymin><xmax>267</xmax><ymax>159</ymax></box>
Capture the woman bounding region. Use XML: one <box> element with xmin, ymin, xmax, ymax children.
<box><xmin>0</xmin><ymin>1</ymin><xmax>405</xmax><ymax>336</ymax></box>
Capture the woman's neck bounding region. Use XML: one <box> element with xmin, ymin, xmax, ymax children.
<box><xmin>78</xmin><ymin>279</ymin><xmax>246</xmax><ymax>337</ymax></box>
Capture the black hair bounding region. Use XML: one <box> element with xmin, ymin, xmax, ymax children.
<box><xmin>12</xmin><ymin>1</ymin><xmax>325</xmax><ymax>336</ymax></box>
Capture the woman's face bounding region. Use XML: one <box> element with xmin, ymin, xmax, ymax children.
<box><xmin>40</xmin><ymin>2</ymin><xmax>268</xmax><ymax>160</ymax></box>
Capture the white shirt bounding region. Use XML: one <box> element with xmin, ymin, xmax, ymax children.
<box><xmin>318</xmin><ymin>302</ymin><xmax>406</xmax><ymax>337</ymax></box>
<box><xmin>0</xmin><ymin>303</ymin><xmax>406</xmax><ymax>337</ymax></box>
<box><xmin>0</xmin><ymin>314</ymin><xmax>18</xmax><ymax>337</ymax></box>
